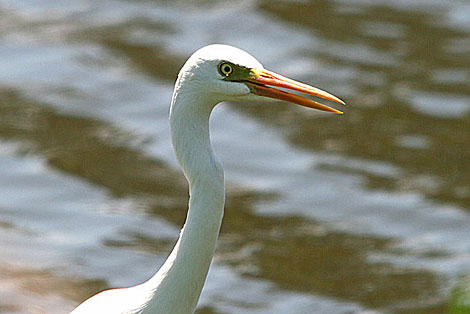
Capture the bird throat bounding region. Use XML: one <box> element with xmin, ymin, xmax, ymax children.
<box><xmin>145</xmin><ymin>92</ymin><xmax>225</xmax><ymax>313</ymax></box>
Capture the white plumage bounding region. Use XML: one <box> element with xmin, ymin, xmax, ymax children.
<box><xmin>70</xmin><ymin>44</ymin><xmax>344</xmax><ymax>314</ymax></box>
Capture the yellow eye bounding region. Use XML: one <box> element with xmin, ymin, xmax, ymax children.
<box><xmin>219</xmin><ymin>63</ymin><xmax>233</xmax><ymax>76</ymax></box>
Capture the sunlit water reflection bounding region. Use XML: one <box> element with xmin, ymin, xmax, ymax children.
<box><xmin>1</xmin><ymin>0</ymin><xmax>469</xmax><ymax>313</ymax></box>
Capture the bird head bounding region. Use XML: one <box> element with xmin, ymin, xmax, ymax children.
<box><xmin>173</xmin><ymin>44</ymin><xmax>345</xmax><ymax>114</ymax></box>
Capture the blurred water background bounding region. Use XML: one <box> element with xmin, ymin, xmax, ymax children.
<box><xmin>1</xmin><ymin>0</ymin><xmax>470</xmax><ymax>313</ymax></box>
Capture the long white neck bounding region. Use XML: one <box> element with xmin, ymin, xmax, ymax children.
<box><xmin>142</xmin><ymin>88</ymin><xmax>225</xmax><ymax>314</ymax></box>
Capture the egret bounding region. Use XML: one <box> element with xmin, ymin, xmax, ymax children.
<box><xmin>70</xmin><ymin>44</ymin><xmax>345</xmax><ymax>314</ymax></box>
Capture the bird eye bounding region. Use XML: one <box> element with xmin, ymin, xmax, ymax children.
<box><xmin>219</xmin><ymin>63</ymin><xmax>233</xmax><ymax>77</ymax></box>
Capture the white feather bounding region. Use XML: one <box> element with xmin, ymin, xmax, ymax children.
<box><xmin>70</xmin><ymin>44</ymin><xmax>264</xmax><ymax>314</ymax></box>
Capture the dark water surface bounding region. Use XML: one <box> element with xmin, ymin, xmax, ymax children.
<box><xmin>1</xmin><ymin>0</ymin><xmax>469</xmax><ymax>313</ymax></box>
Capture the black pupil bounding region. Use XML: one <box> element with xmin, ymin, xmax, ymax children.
<box><xmin>223</xmin><ymin>66</ymin><xmax>231</xmax><ymax>73</ymax></box>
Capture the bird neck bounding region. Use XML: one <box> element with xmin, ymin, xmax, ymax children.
<box><xmin>170</xmin><ymin>91</ymin><xmax>223</xmax><ymax>188</ymax></box>
<box><xmin>144</xmin><ymin>91</ymin><xmax>225</xmax><ymax>313</ymax></box>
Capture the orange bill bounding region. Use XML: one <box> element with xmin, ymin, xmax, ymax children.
<box><xmin>245</xmin><ymin>69</ymin><xmax>345</xmax><ymax>114</ymax></box>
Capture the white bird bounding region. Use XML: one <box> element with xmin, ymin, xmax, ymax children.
<box><xmin>70</xmin><ymin>44</ymin><xmax>345</xmax><ymax>314</ymax></box>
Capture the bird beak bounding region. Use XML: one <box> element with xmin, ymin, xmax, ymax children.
<box><xmin>244</xmin><ymin>69</ymin><xmax>345</xmax><ymax>114</ymax></box>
